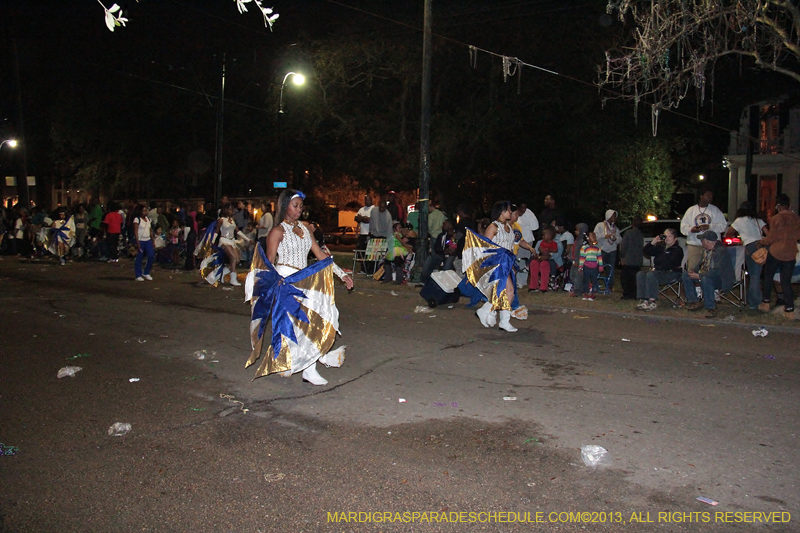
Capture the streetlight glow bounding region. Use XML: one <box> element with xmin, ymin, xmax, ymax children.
<box><xmin>279</xmin><ymin>71</ymin><xmax>305</xmax><ymax>114</ymax></box>
<box><xmin>698</xmin><ymin>174</ymin><xmax>705</xmax><ymax>181</ymax></box>
<box><xmin>1</xmin><ymin>139</ymin><xmax>18</xmax><ymax>149</ymax></box>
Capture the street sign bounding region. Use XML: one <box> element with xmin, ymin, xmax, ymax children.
<box><xmin>273</xmin><ymin>181</ymin><xmax>287</xmax><ymax>188</ymax></box>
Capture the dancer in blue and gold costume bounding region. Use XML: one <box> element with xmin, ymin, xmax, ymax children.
<box><xmin>244</xmin><ymin>189</ymin><xmax>353</xmax><ymax>386</ymax></box>
<box><xmin>462</xmin><ymin>201</ymin><xmax>535</xmax><ymax>332</ymax></box>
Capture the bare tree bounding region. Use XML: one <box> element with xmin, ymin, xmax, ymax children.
<box><xmin>598</xmin><ymin>0</ymin><xmax>800</xmax><ymax>124</ymax></box>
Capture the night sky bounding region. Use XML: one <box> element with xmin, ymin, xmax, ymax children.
<box><xmin>2</xmin><ymin>0</ymin><xmax>796</xmax><ymax>213</ymax></box>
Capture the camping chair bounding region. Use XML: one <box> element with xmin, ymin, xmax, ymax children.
<box><xmin>658</xmin><ymin>278</ymin><xmax>684</xmax><ymax>306</ymax></box>
<box><xmin>658</xmin><ymin>254</ymin><xmax>687</xmax><ymax>307</ymax></box>
<box><xmin>597</xmin><ymin>263</ymin><xmax>614</xmax><ymax>295</ymax></box>
<box><xmin>549</xmin><ymin>261</ymin><xmax>570</xmax><ymax>292</ymax></box>
<box><xmin>353</xmin><ymin>238</ymin><xmax>387</xmax><ymax>275</ymax></box>
<box><xmin>719</xmin><ymin>245</ymin><xmax>747</xmax><ymax>309</ymax></box>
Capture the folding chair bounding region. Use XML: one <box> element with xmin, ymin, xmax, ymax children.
<box><xmin>597</xmin><ymin>263</ymin><xmax>614</xmax><ymax>295</ymax></box>
<box><xmin>354</xmin><ymin>238</ymin><xmax>387</xmax><ymax>276</ymax></box>
<box><xmin>719</xmin><ymin>246</ymin><xmax>747</xmax><ymax>309</ymax></box>
<box><xmin>658</xmin><ymin>253</ymin><xmax>687</xmax><ymax>306</ymax></box>
<box><xmin>658</xmin><ymin>278</ymin><xmax>683</xmax><ymax>306</ymax></box>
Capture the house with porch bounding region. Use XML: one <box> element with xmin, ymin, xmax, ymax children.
<box><xmin>724</xmin><ymin>98</ymin><xmax>800</xmax><ymax>218</ymax></box>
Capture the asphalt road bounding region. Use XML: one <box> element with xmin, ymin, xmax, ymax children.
<box><xmin>0</xmin><ymin>257</ymin><xmax>798</xmax><ymax>532</ymax></box>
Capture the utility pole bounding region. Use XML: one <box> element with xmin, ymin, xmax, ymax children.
<box><xmin>214</xmin><ymin>53</ymin><xmax>226</xmax><ymax>210</ymax></box>
<box><xmin>12</xmin><ymin>39</ymin><xmax>29</xmax><ymax>208</ymax></box>
<box><xmin>414</xmin><ymin>0</ymin><xmax>432</xmax><ymax>282</ymax></box>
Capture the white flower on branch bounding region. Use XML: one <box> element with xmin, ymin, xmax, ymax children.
<box><xmin>99</xmin><ymin>0</ymin><xmax>279</xmax><ymax>32</ymax></box>
<box><xmin>99</xmin><ymin>1</ymin><xmax>128</xmax><ymax>32</ymax></box>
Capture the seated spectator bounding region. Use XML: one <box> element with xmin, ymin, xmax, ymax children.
<box><xmin>635</xmin><ymin>228</ymin><xmax>684</xmax><ymax>311</ymax></box>
<box><xmin>383</xmin><ymin>222</ymin><xmax>414</xmax><ymax>284</ymax></box>
<box><xmin>528</xmin><ymin>227</ymin><xmax>563</xmax><ymax>293</ymax></box>
<box><xmin>682</xmin><ymin>230</ymin><xmax>734</xmax><ymax>318</ymax></box>
<box><xmin>554</xmin><ymin>222</ymin><xmax>574</xmax><ymax>263</ymax></box>
<box><xmin>422</xmin><ymin>220</ymin><xmax>456</xmax><ymax>282</ymax></box>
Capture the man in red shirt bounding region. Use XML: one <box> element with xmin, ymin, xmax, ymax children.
<box><xmin>102</xmin><ymin>203</ymin><xmax>124</xmax><ymax>262</ymax></box>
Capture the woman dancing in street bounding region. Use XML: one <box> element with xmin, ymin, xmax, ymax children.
<box><xmin>245</xmin><ymin>190</ymin><xmax>353</xmax><ymax>386</ymax></box>
<box><xmin>463</xmin><ymin>201</ymin><xmax>535</xmax><ymax>332</ymax></box>
<box><xmin>197</xmin><ymin>203</ymin><xmax>251</xmax><ymax>286</ymax></box>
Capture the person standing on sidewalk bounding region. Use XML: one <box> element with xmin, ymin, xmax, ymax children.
<box><xmin>681</xmin><ymin>187</ymin><xmax>728</xmax><ymax>271</ymax></box>
<box><xmin>757</xmin><ymin>193</ymin><xmax>800</xmax><ymax>319</ymax></box>
<box><xmin>132</xmin><ymin>205</ymin><xmax>155</xmax><ymax>282</ymax></box>
<box><xmin>726</xmin><ymin>202</ymin><xmax>766</xmax><ymax>309</ymax></box>
<box><xmin>102</xmin><ymin>203</ymin><xmax>123</xmax><ymax>263</ymax></box>
<box><xmin>619</xmin><ymin>216</ymin><xmax>644</xmax><ymax>300</ymax></box>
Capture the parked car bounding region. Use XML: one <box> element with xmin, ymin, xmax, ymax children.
<box><xmin>323</xmin><ymin>226</ymin><xmax>358</xmax><ymax>246</ymax></box>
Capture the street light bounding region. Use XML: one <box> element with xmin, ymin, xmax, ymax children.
<box><xmin>0</xmin><ymin>139</ymin><xmax>18</xmax><ymax>150</ymax></box>
<box><xmin>278</xmin><ymin>72</ymin><xmax>305</xmax><ymax>114</ymax></box>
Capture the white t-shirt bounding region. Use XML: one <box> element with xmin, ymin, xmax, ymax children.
<box><xmin>134</xmin><ymin>217</ymin><xmax>152</xmax><ymax>242</ymax></box>
<box><xmin>731</xmin><ymin>216</ymin><xmax>766</xmax><ymax>245</ymax></box>
<box><xmin>257</xmin><ymin>212</ymin><xmax>274</xmax><ymax>239</ymax></box>
<box><xmin>357</xmin><ymin>206</ymin><xmax>372</xmax><ymax>235</ymax></box>
<box><xmin>557</xmin><ymin>231</ymin><xmax>575</xmax><ymax>247</ymax></box>
<box><xmin>517</xmin><ymin>208</ymin><xmax>539</xmax><ymax>243</ymax></box>
<box><xmin>680</xmin><ymin>204</ymin><xmax>728</xmax><ymax>246</ymax></box>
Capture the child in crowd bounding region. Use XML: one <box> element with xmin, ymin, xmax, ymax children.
<box><xmin>168</xmin><ymin>218</ymin><xmax>184</xmax><ymax>265</ymax></box>
<box><xmin>240</xmin><ymin>221</ymin><xmax>257</xmax><ymax>266</ymax></box>
<box><xmin>578</xmin><ymin>231</ymin><xmax>604</xmax><ymax>301</ymax></box>
<box><xmin>153</xmin><ymin>226</ymin><xmax>169</xmax><ymax>263</ymax></box>
<box><xmin>528</xmin><ymin>226</ymin><xmax>563</xmax><ymax>293</ymax></box>
<box><xmin>384</xmin><ymin>222</ymin><xmax>414</xmax><ymax>284</ymax></box>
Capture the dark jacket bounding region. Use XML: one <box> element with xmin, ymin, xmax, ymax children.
<box><xmin>644</xmin><ymin>242</ymin><xmax>684</xmax><ymax>272</ymax></box>
<box><xmin>698</xmin><ymin>243</ymin><xmax>735</xmax><ymax>292</ymax></box>
<box><xmin>619</xmin><ymin>228</ymin><xmax>644</xmax><ymax>267</ymax></box>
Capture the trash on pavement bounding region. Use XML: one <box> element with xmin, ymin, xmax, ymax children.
<box><xmin>129</xmin><ymin>378</ymin><xmax>140</xmax><ymax>382</ymax></box>
<box><xmin>621</xmin><ymin>338</ymin><xmax>631</xmax><ymax>342</ymax></box>
<box><xmin>398</xmin><ymin>398</ymin><xmax>407</xmax><ymax>403</ymax></box>
<box><xmin>0</xmin><ymin>443</ymin><xmax>20</xmax><ymax>456</ymax></box>
<box><xmin>57</xmin><ymin>366</ymin><xmax>82</xmax><ymax>379</ymax></box>
<box><xmin>67</xmin><ymin>353</ymin><xmax>91</xmax><ymax>360</ymax></box>
<box><xmin>764</xmin><ymin>355</ymin><xmax>776</xmax><ymax>360</ymax></box>
<box><xmin>573</xmin><ymin>315</ymin><xmax>589</xmax><ymax>319</ymax></box>
<box><xmin>108</xmin><ymin>422</ymin><xmax>132</xmax><ymax>436</ymax></box>
<box><xmin>511</xmin><ymin>306</ymin><xmax>528</xmax><ymax>320</ymax></box>
<box><xmin>752</xmin><ymin>327</ymin><xmax>769</xmax><ymax>337</ymax></box>
<box><xmin>391</xmin><ymin>291</ymin><xmax>399</xmax><ymax>296</ymax></box>
<box><xmin>222</xmin><ymin>287</ymin><xmax>233</xmax><ymax>291</ymax></box>
<box><xmin>264</xmin><ymin>473</ymin><xmax>285</xmax><ymax>482</ymax></box>
<box><xmin>414</xmin><ymin>306</ymin><xmax>432</xmax><ymax>313</ymax></box>
<box><xmin>503</xmin><ymin>397</ymin><xmax>517</xmax><ymax>401</ymax></box>
<box><xmin>696</xmin><ymin>496</ymin><xmax>718</xmax><ymax>506</ymax></box>
<box><xmin>581</xmin><ymin>445</ymin><xmax>611</xmax><ymax>468</ymax></box>
<box><xmin>193</xmin><ymin>350</ymin><xmax>216</xmax><ymax>360</ymax></box>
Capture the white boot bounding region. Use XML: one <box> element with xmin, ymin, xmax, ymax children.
<box><xmin>319</xmin><ymin>346</ymin><xmax>346</xmax><ymax>368</ymax></box>
<box><xmin>476</xmin><ymin>301</ymin><xmax>497</xmax><ymax>328</ymax></box>
<box><xmin>229</xmin><ymin>272</ymin><xmax>241</xmax><ymax>286</ymax></box>
<box><xmin>498</xmin><ymin>310</ymin><xmax>518</xmax><ymax>332</ymax></box>
<box><xmin>301</xmin><ymin>363</ymin><xmax>328</xmax><ymax>386</ymax></box>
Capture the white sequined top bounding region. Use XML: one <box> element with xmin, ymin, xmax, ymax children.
<box><xmin>276</xmin><ymin>221</ymin><xmax>312</xmax><ymax>270</ymax></box>
<box><xmin>492</xmin><ymin>220</ymin><xmax>515</xmax><ymax>251</ymax></box>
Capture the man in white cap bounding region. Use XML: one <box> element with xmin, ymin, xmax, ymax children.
<box><xmin>682</xmin><ymin>230</ymin><xmax>735</xmax><ymax>318</ymax></box>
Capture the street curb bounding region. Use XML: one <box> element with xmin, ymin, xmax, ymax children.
<box><xmin>350</xmin><ymin>277</ymin><xmax>800</xmax><ymax>336</ymax></box>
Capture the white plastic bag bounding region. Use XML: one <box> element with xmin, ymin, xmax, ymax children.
<box><xmin>57</xmin><ymin>366</ymin><xmax>82</xmax><ymax>379</ymax></box>
<box><xmin>108</xmin><ymin>422</ymin><xmax>132</xmax><ymax>437</ymax></box>
<box><xmin>581</xmin><ymin>445</ymin><xmax>610</xmax><ymax>468</ymax></box>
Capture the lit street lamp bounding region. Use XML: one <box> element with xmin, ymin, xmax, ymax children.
<box><xmin>279</xmin><ymin>72</ymin><xmax>305</xmax><ymax>114</ymax></box>
<box><xmin>0</xmin><ymin>139</ymin><xmax>18</xmax><ymax>150</ymax></box>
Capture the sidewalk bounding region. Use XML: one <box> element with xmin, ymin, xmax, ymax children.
<box><xmin>337</xmin><ymin>254</ymin><xmax>800</xmax><ymax>333</ymax></box>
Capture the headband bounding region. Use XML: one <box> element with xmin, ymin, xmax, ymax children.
<box><xmin>291</xmin><ymin>191</ymin><xmax>306</xmax><ymax>200</ymax></box>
